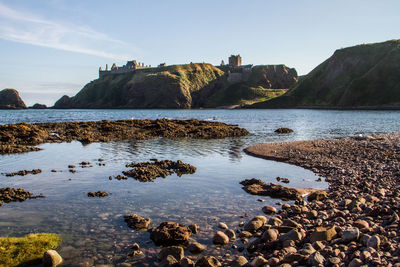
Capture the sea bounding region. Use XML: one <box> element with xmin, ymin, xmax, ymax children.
<box><xmin>0</xmin><ymin>109</ymin><xmax>399</xmax><ymax>266</ymax></box>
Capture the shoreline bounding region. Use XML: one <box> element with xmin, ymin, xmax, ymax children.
<box><xmin>239</xmin><ymin>133</ymin><xmax>400</xmax><ymax>265</ymax></box>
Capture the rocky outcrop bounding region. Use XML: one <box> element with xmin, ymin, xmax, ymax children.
<box><xmin>30</xmin><ymin>103</ymin><xmax>47</xmax><ymax>109</ymax></box>
<box><xmin>0</xmin><ymin>88</ymin><xmax>26</xmax><ymax>109</ymax></box>
<box><xmin>0</xmin><ymin>119</ymin><xmax>249</xmax><ymax>154</ymax></box>
<box><xmin>249</xmin><ymin>39</ymin><xmax>400</xmax><ymax>109</ymax></box>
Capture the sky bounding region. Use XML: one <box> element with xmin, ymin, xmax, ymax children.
<box><xmin>0</xmin><ymin>0</ymin><xmax>399</xmax><ymax>106</ymax></box>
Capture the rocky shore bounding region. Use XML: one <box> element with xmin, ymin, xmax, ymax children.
<box><xmin>0</xmin><ymin>119</ymin><xmax>249</xmax><ymax>154</ymax></box>
<box><xmin>236</xmin><ymin>133</ymin><xmax>400</xmax><ymax>266</ymax></box>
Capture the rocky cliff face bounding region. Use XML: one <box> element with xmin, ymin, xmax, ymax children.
<box><xmin>0</xmin><ymin>89</ymin><xmax>27</xmax><ymax>109</ymax></box>
<box><xmin>250</xmin><ymin>40</ymin><xmax>400</xmax><ymax>108</ymax></box>
<box><xmin>53</xmin><ymin>63</ymin><xmax>298</xmax><ymax>109</ymax></box>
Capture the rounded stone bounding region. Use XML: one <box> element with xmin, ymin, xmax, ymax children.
<box><xmin>43</xmin><ymin>250</ymin><xmax>63</xmax><ymax>267</ymax></box>
<box><xmin>213</xmin><ymin>231</ymin><xmax>229</xmax><ymax>245</ymax></box>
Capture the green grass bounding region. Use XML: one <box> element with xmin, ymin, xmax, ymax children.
<box><xmin>0</xmin><ymin>233</ymin><xmax>61</xmax><ymax>267</ymax></box>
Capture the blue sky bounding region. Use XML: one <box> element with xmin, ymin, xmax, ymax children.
<box><xmin>0</xmin><ymin>0</ymin><xmax>399</xmax><ymax>106</ymax></box>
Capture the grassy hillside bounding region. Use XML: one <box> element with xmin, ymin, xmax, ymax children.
<box><xmin>250</xmin><ymin>39</ymin><xmax>400</xmax><ymax>108</ymax></box>
<box><xmin>53</xmin><ymin>63</ymin><xmax>297</xmax><ymax>109</ymax></box>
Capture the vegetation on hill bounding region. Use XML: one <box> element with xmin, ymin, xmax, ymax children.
<box><xmin>249</xmin><ymin>39</ymin><xmax>400</xmax><ymax>108</ymax></box>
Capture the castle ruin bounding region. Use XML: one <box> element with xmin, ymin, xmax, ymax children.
<box><xmin>228</xmin><ymin>55</ymin><xmax>242</xmax><ymax>67</ymax></box>
<box><xmin>99</xmin><ymin>60</ymin><xmax>151</xmax><ymax>77</ymax></box>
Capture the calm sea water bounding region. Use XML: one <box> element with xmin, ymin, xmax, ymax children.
<box><xmin>0</xmin><ymin>109</ymin><xmax>399</xmax><ymax>266</ymax></box>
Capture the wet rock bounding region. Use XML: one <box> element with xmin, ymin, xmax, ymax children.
<box><xmin>123</xmin><ymin>160</ymin><xmax>196</xmax><ymax>182</ymax></box>
<box><xmin>3</xmin><ymin>169</ymin><xmax>42</xmax><ymax>177</ymax></box>
<box><xmin>0</xmin><ymin>187</ymin><xmax>42</xmax><ymax>204</ymax></box>
<box><xmin>353</xmin><ymin>219</ymin><xmax>369</xmax><ymax>229</ymax></box>
<box><xmin>131</xmin><ymin>243</ymin><xmax>140</xmax><ymax>251</ymax></box>
<box><xmin>160</xmin><ymin>255</ymin><xmax>178</xmax><ymax>267</ymax></box>
<box><xmin>276</xmin><ymin>176</ymin><xmax>290</xmax><ymax>183</ymax></box>
<box><xmin>261</xmin><ymin>229</ymin><xmax>279</xmax><ymax>242</ymax></box>
<box><xmin>307</xmin><ymin>190</ymin><xmax>328</xmax><ymax>201</ymax></box>
<box><xmin>367</xmin><ymin>235</ymin><xmax>381</xmax><ymax>249</ymax></box>
<box><xmin>224</xmin><ymin>229</ymin><xmax>236</xmax><ymax>241</ymax></box>
<box><xmin>310</xmin><ymin>226</ymin><xmax>337</xmax><ymax>242</ymax></box>
<box><xmin>195</xmin><ymin>256</ymin><xmax>221</xmax><ymax>267</ymax></box>
<box><xmin>87</xmin><ymin>191</ymin><xmax>109</xmax><ymax>197</ymax></box>
<box><xmin>129</xmin><ymin>250</ymin><xmax>144</xmax><ymax>258</ymax></box>
<box><xmin>243</xmin><ymin>216</ymin><xmax>267</xmax><ymax>232</ymax></box>
<box><xmin>213</xmin><ymin>231</ymin><xmax>229</xmax><ymax>245</ymax></box>
<box><xmin>342</xmin><ymin>227</ymin><xmax>360</xmax><ymax>242</ymax></box>
<box><xmin>158</xmin><ymin>246</ymin><xmax>184</xmax><ymax>261</ymax></box>
<box><xmin>188</xmin><ymin>224</ymin><xmax>199</xmax><ymax>234</ymax></box>
<box><xmin>43</xmin><ymin>250</ymin><xmax>63</xmax><ymax>267</ymax></box>
<box><xmin>250</xmin><ymin>256</ymin><xmax>268</xmax><ymax>266</ymax></box>
<box><xmin>262</xmin><ymin>205</ymin><xmax>277</xmax><ymax>215</ymax></box>
<box><xmin>307</xmin><ymin>251</ymin><xmax>325</xmax><ymax>266</ymax></box>
<box><xmin>124</xmin><ymin>214</ymin><xmax>151</xmax><ymax>230</ymax></box>
<box><xmin>150</xmin><ymin>222</ymin><xmax>191</xmax><ymax>246</ymax></box>
<box><xmin>240</xmin><ymin>179</ymin><xmax>302</xmax><ymax>200</ymax></box>
<box><xmin>279</xmin><ymin>229</ymin><xmax>302</xmax><ymax>242</ymax></box>
<box><xmin>231</xmin><ymin>256</ymin><xmax>248</xmax><ymax>267</ymax></box>
<box><xmin>268</xmin><ymin>217</ymin><xmax>283</xmax><ymax>226</ymax></box>
<box><xmin>275</xmin><ymin>128</ymin><xmax>293</xmax><ymax>134</ymax></box>
<box><xmin>180</xmin><ymin>257</ymin><xmax>195</xmax><ymax>267</ymax></box>
<box><xmin>218</xmin><ymin>222</ymin><xmax>228</xmax><ymax>229</ymax></box>
<box><xmin>188</xmin><ymin>242</ymin><xmax>206</xmax><ymax>254</ymax></box>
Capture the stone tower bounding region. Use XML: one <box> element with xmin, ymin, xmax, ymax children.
<box><xmin>229</xmin><ymin>55</ymin><xmax>242</xmax><ymax>67</ymax></box>
<box><xmin>221</xmin><ymin>60</ymin><xmax>225</xmax><ymax>66</ymax></box>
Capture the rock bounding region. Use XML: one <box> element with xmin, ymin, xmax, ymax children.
<box><xmin>158</xmin><ymin>246</ymin><xmax>184</xmax><ymax>261</ymax></box>
<box><xmin>160</xmin><ymin>255</ymin><xmax>178</xmax><ymax>267</ymax></box>
<box><xmin>262</xmin><ymin>205</ymin><xmax>277</xmax><ymax>215</ymax></box>
<box><xmin>224</xmin><ymin>229</ymin><xmax>236</xmax><ymax>241</ymax></box>
<box><xmin>261</xmin><ymin>229</ymin><xmax>278</xmax><ymax>241</ymax></box>
<box><xmin>240</xmin><ymin>179</ymin><xmax>302</xmax><ymax>200</ymax></box>
<box><xmin>87</xmin><ymin>191</ymin><xmax>108</xmax><ymax>197</ymax></box>
<box><xmin>282</xmin><ymin>253</ymin><xmax>306</xmax><ymax>263</ymax></box>
<box><xmin>342</xmin><ymin>227</ymin><xmax>360</xmax><ymax>242</ymax></box>
<box><xmin>309</xmin><ymin>226</ymin><xmax>337</xmax><ymax>242</ymax></box>
<box><xmin>195</xmin><ymin>256</ymin><xmax>221</xmax><ymax>267</ymax></box>
<box><xmin>150</xmin><ymin>222</ymin><xmax>191</xmax><ymax>246</ymax></box>
<box><xmin>218</xmin><ymin>222</ymin><xmax>228</xmax><ymax>229</ymax></box>
<box><xmin>367</xmin><ymin>235</ymin><xmax>380</xmax><ymax>249</ymax></box>
<box><xmin>353</xmin><ymin>219</ymin><xmax>369</xmax><ymax>229</ymax></box>
<box><xmin>231</xmin><ymin>256</ymin><xmax>248</xmax><ymax>267</ymax></box>
<box><xmin>250</xmin><ymin>256</ymin><xmax>268</xmax><ymax>266</ymax></box>
<box><xmin>299</xmin><ymin>243</ymin><xmax>316</xmax><ymax>256</ymax></box>
<box><xmin>0</xmin><ymin>88</ymin><xmax>26</xmax><ymax>109</ymax></box>
<box><xmin>188</xmin><ymin>242</ymin><xmax>206</xmax><ymax>254</ymax></box>
<box><xmin>129</xmin><ymin>250</ymin><xmax>144</xmax><ymax>258</ymax></box>
<box><xmin>307</xmin><ymin>190</ymin><xmax>328</xmax><ymax>201</ymax></box>
<box><xmin>307</xmin><ymin>251</ymin><xmax>325</xmax><ymax>266</ymax></box>
<box><xmin>276</xmin><ymin>176</ymin><xmax>290</xmax><ymax>183</ymax></box>
<box><xmin>213</xmin><ymin>231</ymin><xmax>229</xmax><ymax>245</ymax></box>
<box><xmin>268</xmin><ymin>217</ymin><xmax>283</xmax><ymax>226</ymax></box>
<box><xmin>43</xmin><ymin>250</ymin><xmax>63</xmax><ymax>267</ymax></box>
<box><xmin>282</xmin><ymin>219</ymin><xmax>301</xmax><ymax>228</ymax></box>
<box><xmin>30</xmin><ymin>103</ymin><xmax>47</xmax><ymax>109</ymax></box>
<box><xmin>188</xmin><ymin>224</ymin><xmax>199</xmax><ymax>234</ymax></box>
<box><xmin>180</xmin><ymin>257</ymin><xmax>195</xmax><ymax>267</ymax></box>
<box><xmin>279</xmin><ymin>229</ymin><xmax>302</xmax><ymax>242</ymax></box>
<box><xmin>268</xmin><ymin>257</ymin><xmax>280</xmax><ymax>267</ymax></box>
<box><xmin>348</xmin><ymin>258</ymin><xmax>363</xmax><ymax>267</ymax></box>
<box><xmin>131</xmin><ymin>243</ymin><xmax>140</xmax><ymax>250</ymax></box>
<box><xmin>244</xmin><ymin>216</ymin><xmax>267</xmax><ymax>232</ymax></box>
<box><xmin>124</xmin><ymin>214</ymin><xmax>151</xmax><ymax>230</ymax></box>
<box><xmin>275</xmin><ymin>128</ymin><xmax>293</xmax><ymax>134</ymax></box>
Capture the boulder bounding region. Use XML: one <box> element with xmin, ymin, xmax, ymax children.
<box><xmin>124</xmin><ymin>214</ymin><xmax>151</xmax><ymax>230</ymax></box>
<box><xmin>342</xmin><ymin>227</ymin><xmax>360</xmax><ymax>242</ymax></box>
<box><xmin>150</xmin><ymin>222</ymin><xmax>191</xmax><ymax>246</ymax></box>
<box><xmin>279</xmin><ymin>229</ymin><xmax>302</xmax><ymax>242</ymax></box>
<box><xmin>309</xmin><ymin>226</ymin><xmax>337</xmax><ymax>242</ymax></box>
<box><xmin>231</xmin><ymin>256</ymin><xmax>248</xmax><ymax>267</ymax></box>
<box><xmin>158</xmin><ymin>246</ymin><xmax>184</xmax><ymax>261</ymax></box>
<box><xmin>367</xmin><ymin>235</ymin><xmax>380</xmax><ymax>249</ymax></box>
<box><xmin>188</xmin><ymin>242</ymin><xmax>206</xmax><ymax>254</ymax></box>
<box><xmin>244</xmin><ymin>216</ymin><xmax>267</xmax><ymax>232</ymax></box>
<box><xmin>180</xmin><ymin>257</ymin><xmax>195</xmax><ymax>267</ymax></box>
<box><xmin>307</xmin><ymin>190</ymin><xmax>328</xmax><ymax>201</ymax></box>
<box><xmin>213</xmin><ymin>231</ymin><xmax>229</xmax><ymax>245</ymax></box>
<box><xmin>195</xmin><ymin>256</ymin><xmax>221</xmax><ymax>267</ymax></box>
<box><xmin>262</xmin><ymin>205</ymin><xmax>277</xmax><ymax>215</ymax></box>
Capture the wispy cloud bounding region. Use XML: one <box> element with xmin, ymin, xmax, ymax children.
<box><xmin>0</xmin><ymin>2</ymin><xmax>137</xmax><ymax>60</ymax></box>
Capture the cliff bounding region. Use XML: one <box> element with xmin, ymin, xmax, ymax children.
<box><xmin>54</xmin><ymin>63</ymin><xmax>297</xmax><ymax>109</ymax></box>
<box><xmin>249</xmin><ymin>40</ymin><xmax>400</xmax><ymax>108</ymax></box>
<box><xmin>54</xmin><ymin>64</ymin><xmax>224</xmax><ymax>109</ymax></box>
<box><xmin>0</xmin><ymin>89</ymin><xmax>27</xmax><ymax>109</ymax></box>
